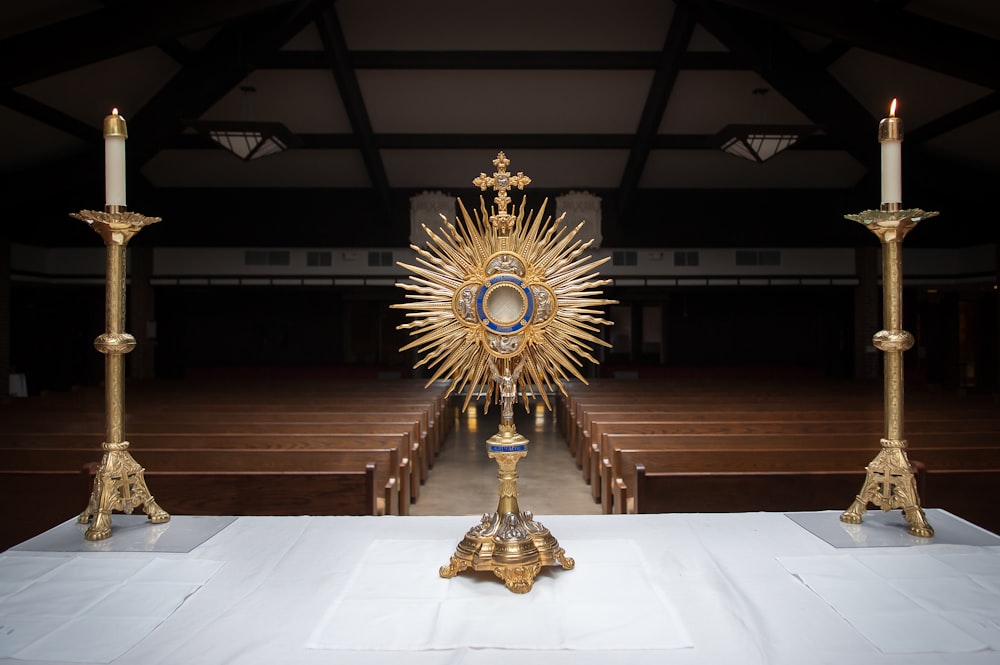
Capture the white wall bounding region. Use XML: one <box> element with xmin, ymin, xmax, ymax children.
<box><xmin>10</xmin><ymin>243</ymin><xmax>996</xmax><ymax>287</ymax></box>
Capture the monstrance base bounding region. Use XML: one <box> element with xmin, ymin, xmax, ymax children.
<box><xmin>439</xmin><ymin>509</ymin><xmax>575</xmax><ymax>593</ymax></box>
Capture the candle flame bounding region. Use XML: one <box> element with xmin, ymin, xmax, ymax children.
<box><xmin>112</xmin><ymin>107</ymin><xmax>119</xmax><ymax>116</ymax></box>
<box><xmin>889</xmin><ymin>98</ymin><xmax>897</xmax><ymax>117</ymax></box>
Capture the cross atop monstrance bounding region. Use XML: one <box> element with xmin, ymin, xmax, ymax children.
<box><xmin>473</xmin><ymin>151</ymin><xmax>531</xmax><ymax>233</ymax></box>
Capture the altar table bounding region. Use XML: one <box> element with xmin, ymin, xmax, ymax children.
<box><xmin>1</xmin><ymin>510</ymin><xmax>998</xmax><ymax>664</ymax></box>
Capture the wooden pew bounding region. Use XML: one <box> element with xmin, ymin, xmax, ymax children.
<box><xmin>579</xmin><ymin>410</ymin><xmax>998</xmax><ymax>463</ymax></box>
<box><xmin>3</xmin><ymin>408</ymin><xmax>437</xmax><ymax>476</ymax></box>
<box><xmin>564</xmin><ymin>390</ymin><xmax>886</xmax><ymax>452</ymax></box>
<box><xmin>613</xmin><ymin>447</ymin><xmax>920</xmax><ymax>514</ymax></box>
<box><xmin>917</xmin><ymin>470</ymin><xmax>1000</xmax><ymax>535</ymax></box>
<box><xmin>121</xmin><ymin>399</ymin><xmax>445</xmax><ymax>459</ymax></box>
<box><xmin>628</xmin><ymin>462</ymin><xmax>1000</xmax><ymax>535</ymax></box>
<box><xmin>1</xmin><ymin>447</ymin><xmax>401</xmax><ymax>516</ymax></box>
<box><xmin>615</xmin><ymin>446</ymin><xmax>1000</xmax><ymax>529</ymax></box>
<box><xmin>562</xmin><ymin>382</ymin><xmax>998</xmax><ymax>457</ymax></box>
<box><xmin>574</xmin><ymin>409</ymin><xmax>867</xmax><ymax>477</ymax></box>
<box><xmin>600</xmin><ymin>430</ymin><xmax>1000</xmax><ymax>512</ymax></box>
<box><xmin>580</xmin><ymin>409</ymin><xmax>998</xmax><ymax>482</ymax></box>
<box><xmin>0</xmin><ymin>463</ymin><xmax>379</xmax><ymax>552</ymax></box>
<box><xmin>0</xmin><ymin>377</ymin><xmax>453</xmax><ymax>462</ymax></box>
<box><xmin>0</xmin><ymin>470</ymin><xmax>91</xmax><ymax>551</ymax></box>
<box><xmin>599</xmin><ymin>434</ymin><xmax>1000</xmax><ymax>513</ymax></box>
<box><xmin>138</xmin><ymin>466</ymin><xmax>379</xmax><ymax>517</ymax></box>
<box><xmin>0</xmin><ymin>377</ymin><xmax>457</xmax><ymax>518</ymax></box>
<box><xmin>0</xmin><ymin>428</ymin><xmax>420</xmax><ymax>509</ymax></box>
<box><xmin>631</xmin><ymin>466</ymin><xmax>870</xmax><ymax>514</ymax></box>
<box><xmin>587</xmin><ymin>419</ymin><xmax>998</xmax><ymax>503</ymax></box>
<box><xmin>0</xmin><ymin>433</ymin><xmax>416</xmax><ymax>515</ymax></box>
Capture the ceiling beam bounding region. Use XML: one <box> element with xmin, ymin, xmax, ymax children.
<box><xmin>97</xmin><ymin>0</ymin><xmax>196</xmax><ymax>67</ymax></box>
<box><xmin>126</xmin><ymin>1</ymin><xmax>335</xmax><ymax>169</ymax></box>
<box><xmin>0</xmin><ymin>88</ymin><xmax>99</xmax><ymax>143</ymax></box>
<box><xmin>813</xmin><ymin>42</ymin><xmax>852</xmax><ymax>69</ymax></box>
<box><xmin>261</xmin><ymin>50</ymin><xmax>744</xmax><ymax>70</ymax></box>
<box><xmin>710</xmin><ymin>0</ymin><xmax>1000</xmax><ymax>89</ymax></box>
<box><xmin>168</xmin><ymin>130</ymin><xmax>843</xmax><ymax>151</ymax></box>
<box><xmin>1</xmin><ymin>2</ymin><xmax>334</xmax><ymax>213</ymax></box>
<box><xmin>907</xmin><ymin>92</ymin><xmax>1000</xmax><ymax>144</ymax></box>
<box><xmin>154</xmin><ymin>38</ymin><xmax>198</xmax><ymax>67</ymax></box>
<box><xmin>691</xmin><ymin>1</ymin><xmax>1000</xmax><ymax>200</ymax></box>
<box><xmin>315</xmin><ymin>7</ymin><xmax>393</xmax><ymax>226</ymax></box>
<box><xmin>0</xmin><ymin>0</ymin><xmax>303</xmax><ymax>88</ymax></box>
<box><xmin>683</xmin><ymin>0</ymin><xmax>877</xmax><ymax>169</ymax></box>
<box><xmin>617</xmin><ymin>4</ymin><xmax>697</xmax><ymax>223</ymax></box>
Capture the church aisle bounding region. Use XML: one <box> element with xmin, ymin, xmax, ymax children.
<box><xmin>409</xmin><ymin>399</ymin><xmax>602</xmax><ymax>516</ymax></box>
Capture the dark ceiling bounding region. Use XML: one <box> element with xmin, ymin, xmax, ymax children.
<box><xmin>1</xmin><ymin>0</ymin><xmax>998</xmax><ymax>249</ymax></box>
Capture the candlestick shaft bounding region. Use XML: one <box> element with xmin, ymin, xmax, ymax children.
<box><xmin>105</xmin><ymin>243</ymin><xmax>127</xmax><ymax>444</ymax></box>
<box><xmin>882</xmin><ymin>239</ymin><xmax>904</xmax><ymax>441</ymax></box>
<box><xmin>106</xmin><ymin>242</ymin><xmax>125</xmax><ymax>334</ymax></box>
<box><xmin>883</xmin><ymin>338</ymin><xmax>904</xmax><ymax>441</ymax></box>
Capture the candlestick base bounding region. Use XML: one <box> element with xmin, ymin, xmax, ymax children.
<box><xmin>840</xmin><ymin>438</ymin><xmax>933</xmax><ymax>538</ymax></box>
<box><xmin>78</xmin><ymin>442</ymin><xmax>170</xmax><ymax>541</ymax></box>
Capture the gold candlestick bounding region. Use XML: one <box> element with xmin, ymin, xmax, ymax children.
<box><xmin>70</xmin><ymin>207</ymin><xmax>169</xmax><ymax>541</ymax></box>
<box><xmin>840</xmin><ymin>206</ymin><xmax>937</xmax><ymax>537</ymax></box>
<box><xmin>395</xmin><ymin>152</ymin><xmax>615</xmax><ymax>592</ymax></box>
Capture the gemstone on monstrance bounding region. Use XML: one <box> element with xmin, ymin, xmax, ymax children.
<box><xmin>495</xmin><ymin>174</ymin><xmax>509</xmax><ymax>189</ymax></box>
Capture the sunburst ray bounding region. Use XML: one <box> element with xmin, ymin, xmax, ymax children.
<box><xmin>394</xmin><ymin>153</ymin><xmax>616</xmax><ymax>410</ymax></box>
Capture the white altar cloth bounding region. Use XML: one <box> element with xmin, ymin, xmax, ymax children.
<box><xmin>1</xmin><ymin>510</ymin><xmax>998</xmax><ymax>665</ymax></box>
<box><xmin>307</xmin><ymin>538</ymin><xmax>692</xmax><ymax>651</ymax></box>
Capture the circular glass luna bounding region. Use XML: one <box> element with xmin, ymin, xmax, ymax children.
<box><xmin>476</xmin><ymin>275</ymin><xmax>534</xmax><ymax>334</ymax></box>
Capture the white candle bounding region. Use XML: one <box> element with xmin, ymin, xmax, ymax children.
<box><xmin>104</xmin><ymin>108</ymin><xmax>128</xmax><ymax>208</ymax></box>
<box><xmin>879</xmin><ymin>99</ymin><xmax>902</xmax><ymax>207</ymax></box>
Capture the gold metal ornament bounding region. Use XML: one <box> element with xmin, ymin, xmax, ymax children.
<box><xmin>394</xmin><ymin>152</ymin><xmax>616</xmax><ymax>593</ymax></box>
<box><xmin>840</xmin><ymin>207</ymin><xmax>938</xmax><ymax>538</ymax></box>
<box><xmin>70</xmin><ymin>207</ymin><xmax>170</xmax><ymax>541</ymax></box>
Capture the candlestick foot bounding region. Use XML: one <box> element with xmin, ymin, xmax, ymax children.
<box><xmin>439</xmin><ymin>556</ymin><xmax>471</xmax><ymax>579</ymax></box>
<box><xmin>839</xmin><ymin>438</ymin><xmax>932</xmax><ymax>537</ymax></box>
<box><xmin>839</xmin><ymin>504</ymin><xmax>864</xmax><ymax>524</ymax></box>
<box><xmin>78</xmin><ymin>442</ymin><xmax>170</xmax><ymax>540</ymax></box>
<box><xmin>903</xmin><ymin>506</ymin><xmax>935</xmax><ymax>538</ymax></box>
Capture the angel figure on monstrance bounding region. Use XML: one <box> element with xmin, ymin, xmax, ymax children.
<box><xmin>393</xmin><ymin>152</ymin><xmax>616</xmax><ymax>593</ymax></box>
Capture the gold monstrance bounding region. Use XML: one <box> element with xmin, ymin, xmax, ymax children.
<box><xmin>394</xmin><ymin>152</ymin><xmax>616</xmax><ymax>593</ymax></box>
